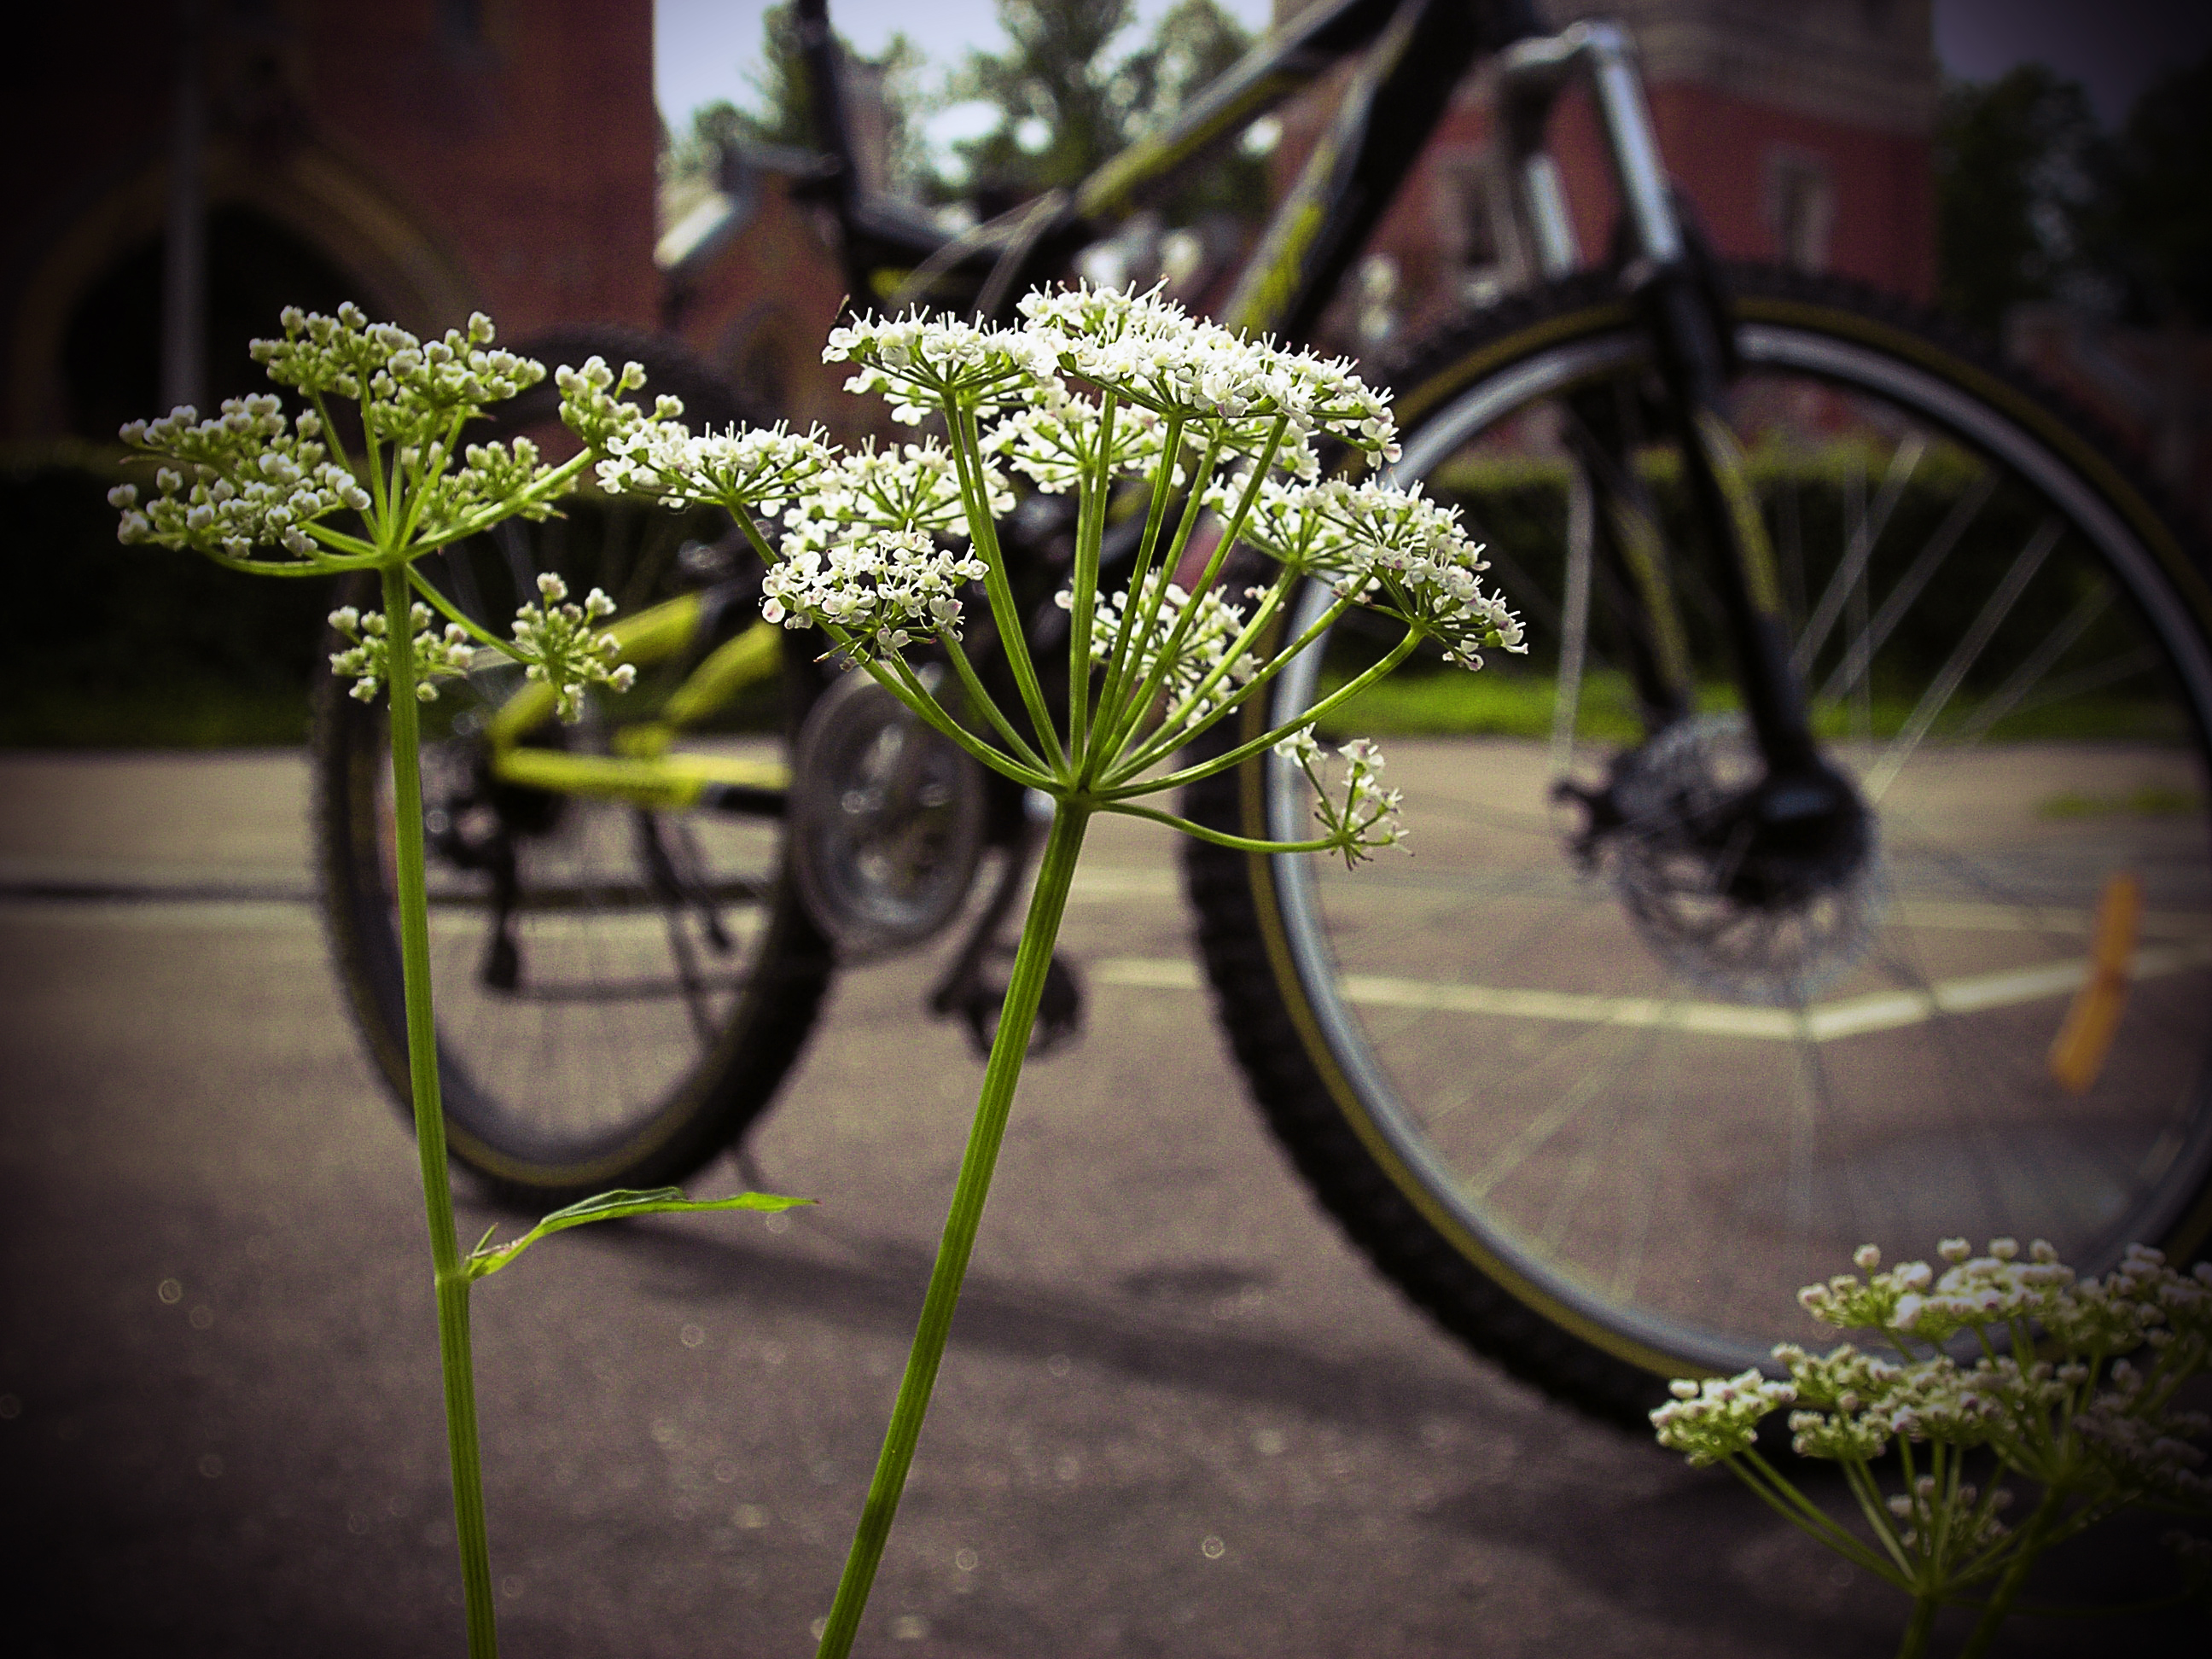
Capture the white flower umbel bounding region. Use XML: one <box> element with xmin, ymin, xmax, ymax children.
<box><xmin>1655</xmin><ymin>1238</ymin><xmax>2212</xmax><ymax>1659</ymax></box>
<box><xmin>781</xmin><ymin>439</ymin><xmax>1010</xmax><ymax>550</ymax></box>
<box><xmin>1650</xmin><ymin>1367</ymin><xmax>1799</xmax><ymax>1467</ymax></box>
<box><xmin>1274</xmin><ymin>732</ymin><xmax>1406</xmax><ymax>868</ymax></box>
<box><xmin>985</xmin><ymin>398</ymin><xmax>1187</xmax><ymax>495</ymax></box>
<box><xmin>761</xmin><ymin>529</ymin><xmax>990</xmax><ymax>658</ymax></box>
<box><xmin>105</xmin><ymin>306</ymin><xmax>814</xmax><ymax>1659</ymax></box>
<box><xmin>114</xmin><ymin>306</ymin><xmax>661</xmax><ymax>722</ymax></box>
<box><xmin>510</xmin><ymin>574</ymin><xmax>639</xmax><ymax>723</ymax></box>
<box><xmin>1017</xmin><ymin>281</ymin><xmax>1398</xmax><ymax>460</ymax></box>
<box><xmin>1068</xmin><ymin>571</ymin><xmax>1259</xmax><ymax>740</ymax></box>
<box><xmin>328</xmin><ymin>602</ymin><xmax>472</xmax><ymax>703</ymax></box>
<box><xmin>581</xmin><ymin>281</ymin><xmax>1524</xmax><ymax>1659</ymax></box>
<box><xmin>593</xmin><ymin>410</ymin><xmax>836</xmax><ymax>515</ymax></box>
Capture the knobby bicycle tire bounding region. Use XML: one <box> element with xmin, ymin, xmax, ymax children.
<box><xmin>313</xmin><ymin>327</ymin><xmax>835</xmax><ymax>1206</ymax></box>
<box><xmin>1185</xmin><ymin>268</ymin><xmax>2212</xmax><ymax>1426</ymax></box>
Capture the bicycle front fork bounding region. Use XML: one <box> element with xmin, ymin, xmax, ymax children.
<box><xmin>1500</xmin><ymin>20</ymin><xmax>1871</xmax><ymax>897</ymax></box>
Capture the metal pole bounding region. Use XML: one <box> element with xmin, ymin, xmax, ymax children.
<box><xmin>161</xmin><ymin>0</ymin><xmax>207</xmax><ymax>413</ymax></box>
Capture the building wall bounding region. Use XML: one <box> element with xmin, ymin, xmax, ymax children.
<box><xmin>1267</xmin><ymin>0</ymin><xmax>1937</xmax><ymax>350</ymax></box>
<box><xmin>3</xmin><ymin>0</ymin><xmax>657</xmax><ymax>441</ymax></box>
<box><xmin>658</xmin><ymin>158</ymin><xmax>860</xmax><ymax>442</ymax></box>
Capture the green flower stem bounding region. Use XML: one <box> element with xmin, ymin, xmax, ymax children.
<box><xmin>1099</xmin><ymin>628</ymin><xmax>1419</xmax><ymax>800</ymax></box>
<box><xmin>1092</xmin><ymin>428</ymin><xmax>1219</xmax><ymax>749</ymax></box>
<box><xmin>1731</xmin><ymin>1452</ymin><xmax>1901</xmax><ymax>1579</ymax></box>
<box><xmin>380</xmin><ymin>560</ymin><xmax>502</xmax><ymax>1659</ymax></box>
<box><xmin>938</xmin><ymin>631</ymin><xmax>1051</xmax><ymax>776</ymax></box>
<box><xmin>815</xmin><ymin>802</ymin><xmax>1092</xmax><ymax>1659</ymax></box>
<box><xmin>205</xmin><ymin>550</ymin><xmax>370</xmax><ymax>577</ymax></box>
<box><xmin>1091</xmin><ymin>432</ymin><xmax>1227</xmax><ymax>763</ymax></box>
<box><xmin>1146</xmin><ymin>563</ymin><xmax>1300</xmax><ymax>736</ymax></box>
<box><xmin>305</xmin><ymin>387</ymin><xmax>349</xmax><ymax>469</ymax></box>
<box><xmin>1895</xmin><ymin>1592</ymin><xmax>1941</xmax><ymax>1659</ymax></box>
<box><xmin>299</xmin><ymin>525</ymin><xmax>386</xmax><ymax>562</ymax></box>
<box><xmin>1109</xmin><ymin>579</ymin><xmax>1360</xmax><ymax>783</ymax></box>
<box><xmin>879</xmin><ymin>653</ymin><xmax>1054</xmax><ymax>790</ymax></box>
<box><xmin>1065</xmin><ymin>393</ymin><xmax>1119</xmax><ymax>760</ymax></box>
<box><xmin>716</xmin><ymin>506</ymin><xmax>1044</xmax><ymax>791</ymax></box>
<box><xmin>364</xmin><ymin>410</ymin><xmax>392</xmax><ymax>524</ymax></box>
<box><xmin>1084</xmin><ymin>416</ymin><xmax>1189</xmax><ymax>765</ymax></box>
<box><xmin>1112</xmin><ymin>565</ymin><xmax>1308</xmax><ymax>780</ymax></box>
<box><xmin>1842</xmin><ymin>1458</ymin><xmax>1919</xmax><ymax>1580</ymax></box>
<box><xmin>1097</xmin><ymin>799</ymin><xmax>1344</xmax><ymax>856</ymax></box>
<box><xmin>1957</xmin><ymin>1489</ymin><xmax>2064</xmax><ymax>1659</ymax></box>
<box><xmin>405</xmin><ymin>566</ymin><xmax>513</xmax><ymax>652</ymax></box>
<box><xmin>417</xmin><ymin>447</ymin><xmax>595</xmax><ymax>554</ymax></box>
<box><xmin>399</xmin><ymin>407</ymin><xmax>472</xmax><ymax>545</ymax></box>
<box><xmin>1094</xmin><ymin>419</ymin><xmax>1286</xmax><ymax>768</ymax></box>
<box><xmin>949</xmin><ymin>404</ymin><xmax>1064</xmax><ymax>771</ymax></box>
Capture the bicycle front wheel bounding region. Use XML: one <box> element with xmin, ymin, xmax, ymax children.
<box><xmin>314</xmin><ymin>329</ymin><xmax>835</xmax><ymax>1205</ymax></box>
<box><xmin>1185</xmin><ymin>270</ymin><xmax>2212</xmax><ymax>1423</ymax></box>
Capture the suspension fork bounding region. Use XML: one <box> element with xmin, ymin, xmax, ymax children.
<box><xmin>1499</xmin><ymin>23</ymin><xmax>1831</xmax><ymax>788</ymax></box>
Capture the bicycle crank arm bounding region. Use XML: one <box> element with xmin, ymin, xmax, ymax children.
<box><xmin>925</xmin><ymin>809</ymin><xmax>1085</xmax><ymax>1060</ymax></box>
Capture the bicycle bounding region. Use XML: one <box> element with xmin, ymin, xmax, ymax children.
<box><xmin>314</xmin><ymin>0</ymin><xmax>2212</xmax><ymax>1427</ymax></box>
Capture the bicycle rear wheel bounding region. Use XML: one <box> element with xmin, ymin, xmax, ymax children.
<box><xmin>314</xmin><ymin>329</ymin><xmax>835</xmax><ymax>1205</ymax></box>
<box><xmin>1185</xmin><ymin>270</ymin><xmax>2212</xmax><ymax>1423</ymax></box>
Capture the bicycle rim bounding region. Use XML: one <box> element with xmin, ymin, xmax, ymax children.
<box><xmin>1254</xmin><ymin>282</ymin><xmax>2212</xmax><ymax>1382</ymax></box>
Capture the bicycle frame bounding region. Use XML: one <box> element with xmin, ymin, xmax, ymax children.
<box><xmin>495</xmin><ymin>0</ymin><xmax>1850</xmax><ymax>845</ymax></box>
<box><xmin>476</xmin><ymin>587</ymin><xmax>790</xmax><ymax>812</ymax></box>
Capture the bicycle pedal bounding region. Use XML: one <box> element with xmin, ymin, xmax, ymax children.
<box><xmin>480</xmin><ymin>928</ymin><xmax>520</xmax><ymax>992</ymax></box>
<box><xmin>952</xmin><ymin>950</ymin><xmax>1083</xmax><ymax>1062</ymax></box>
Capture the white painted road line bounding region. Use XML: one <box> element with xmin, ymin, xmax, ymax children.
<box><xmin>1093</xmin><ymin>940</ymin><xmax>2212</xmax><ymax>1044</ymax></box>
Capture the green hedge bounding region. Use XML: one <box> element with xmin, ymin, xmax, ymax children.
<box><xmin>1</xmin><ymin>452</ymin><xmax>333</xmax><ymax>746</ymax></box>
<box><xmin>1324</xmin><ymin>446</ymin><xmax>2186</xmax><ymax>742</ymax></box>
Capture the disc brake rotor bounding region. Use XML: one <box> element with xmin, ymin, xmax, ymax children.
<box><xmin>1599</xmin><ymin>713</ymin><xmax>1883</xmax><ymax>1006</ymax></box>
<box><xmin>789</xmin><ymin>668</ymin><xmax>990</xmax><ymax>958</ymax></box>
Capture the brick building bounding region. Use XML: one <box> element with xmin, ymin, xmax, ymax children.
<box><xmin>1272</xmin><ymin>0</ymin><xmax>1937</xmax><ymax>344</ymax></box>
<box><xmin>6</xmin><ymin>1</ymin><xmax>1941</xmax><ymax>447</ymax></box>
<box><xmin>3</xmin><ymin>0</ymin><xmax>659</xmax><ymax>445</ymax></box>
<box><xmin>657</xmin><ymin>144</ymin><xmax>862</xmax><ymax>439</ymax></box>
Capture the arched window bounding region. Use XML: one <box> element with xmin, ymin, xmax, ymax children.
<box><xmin>60</xmin><ymin>205</ymin><xmax>363</xmax><ymax>441</ymax></box>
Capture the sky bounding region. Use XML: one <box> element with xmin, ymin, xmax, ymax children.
<box><xmin>1933</xmin><ymin>0</ymin><xmax>2212</xmax><ymax>125</ymax></box>
<box><xmin>654</xmin><ymin>0</ymin><xmax>1277</xmax><ymax>146</ymax></box>
<box><xmin>655</xmin><ymin>0</ymin><xmax>2212</xmax><ymax>142</ymax></box>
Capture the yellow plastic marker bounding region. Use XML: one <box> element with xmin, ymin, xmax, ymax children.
<box><xmin>2047</xmin><ymin>870</ymin><xmax>2144</xmax><ymax>1094</ymax></box>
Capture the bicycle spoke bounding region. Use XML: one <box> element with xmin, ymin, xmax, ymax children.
<box><xmin>1465</xmin><ymin>1025</ymin><xmax>1656</xmax><ymax>1203</ymax></box>
<box><xmin>1792</xmin><ymin>432</ymin><xmax>1926</xmax><ymax>679</ymax></box>
<box><xmin>1814</xmin><ymin>470</ymin><xmax>1997</xmax><ymax>709</ymax></box>
<box><xmin>1949</xmin><ymin>586</ymin><xmax>2111</xmax><ymax>746</ymax></box>
<box><xmin>1983</xmin><ymin>645</ymin><xmax>2163</xmax><ymax>731</ymax></box>
<box><xmin>1604</xmin><ymin>1017</ymin><xmax>1682</xmax><ymax>1301</ymax></box>
<box><xmin>1863</xmin><ymin>516</ymin><xmax>2063</xmax><ymax>799</ymax></box>
<box><xmin>1547</xmin><ymin>467</ymin><xmax>1596</xmax><ymax>783</ymax></box>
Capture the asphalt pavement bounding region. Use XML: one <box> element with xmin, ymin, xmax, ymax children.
<box><xmin>0</xmin><ymin>750</ymin><xmax>2188</xmax><ymax>1657</ymax></box>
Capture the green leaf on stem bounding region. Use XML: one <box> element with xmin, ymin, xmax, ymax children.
<box><xmin>463</xmin><ymin>1186</ymin><xmax>813</xmax><ymax>1281</ymax></box>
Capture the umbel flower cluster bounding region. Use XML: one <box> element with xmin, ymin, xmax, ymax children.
<box><xmin>108</xmin><ymin>293</ymin><xmax>1520</xmax><ymax>1659</ymax></box>
<box><xmin>112</xmin><ymin>303</ymin><xmax>634</xmax><ymax>722</ymax></box>
<box><xmin>1652</xmin><ymin>1237</ymin><xmax>2212</xmax><ymax>1655</ymax></box>
<box><xmin>576</xmin><ymin>280</ymin><xmax>1522</xmax><ymax>861</ymax></box>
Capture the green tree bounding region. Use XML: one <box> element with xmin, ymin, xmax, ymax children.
<box><xmin>952</xmin><ymin>0</ymin><xmax>1261</xmax><ymax>218</ymax></box>
<box><xmin>1934</xmin><ymin>66</ymin><xmax>2101</xmax><ymax>333</ymax></box>
<box><xmin>665</xmin><ymin>5</ymin><xmax>931</xmax><ymax>196</ymax></box>
<box><xmin>2089</xmin><ymin>49</ymin><xmax>2212</xmax><ymax>325</ymax></box>
<box><xmin>1143</xmin><ymin>0</ymin><xmax>1269</xmax><ymax>222</ymax></box>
